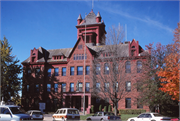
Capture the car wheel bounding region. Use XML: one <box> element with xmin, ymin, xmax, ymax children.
<box><xmin>101</xmin><ymin>119</ymin><xmax>104</xmax><ymax>121</ymax></box>
<box><xmin>130</xmin><ymin>119</ymin><xmax>135</xmax><ymax>121</ymax></box>
<box><xmin>151</xmin><ymin>120</ymin><xmax>156</xmax><ymax>121</ymax></box>
<box><xmin>86</xmin><ymin>118</ymin><xmax>91</xmax><ymax>120</ymax></box>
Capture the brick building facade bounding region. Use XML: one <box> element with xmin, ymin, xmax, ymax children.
<box><xmin>21</xmin><ymin>10</ymin><xmax>150</xmax><ymax>113</ymax></box>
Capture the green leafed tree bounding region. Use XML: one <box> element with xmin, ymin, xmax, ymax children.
<box><xmin>1</xmin><ymin>37</ymin><xmax>22</xmax><ymax>102</ymax></box>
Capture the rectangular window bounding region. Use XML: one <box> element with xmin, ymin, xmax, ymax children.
<box><xmin>96</xmin><ymin>83</ymin><xmax>100</xmax><ymax>92</ymax></box>
<box><xmin>79</xmin><ymin>54</ymin><xmax>81</xmax><ymax>60</ymax></box>
<box><xmin>70</xmin><ymin>67</ymin><xmax>74</xmax><ymax>76</ymax></box>
<box><xmin>86</xmin><ymin>66</ymin><xmax>90</xmax><ymax>75</ymax></box>
<box><xmin>126</xmin><ymin>81</ymin><xmax>131</xmax><ymax>92</ymax></box>
<box><xmin>86</xmin><ymin>82</ymin><xmax>90</xmax><ymax>92</ymax></box>
<box><xmin>104</xmin><ymin>83</ymin><xmax>109</xmax><ymax>92</ymax></box>
<box><xmin>137</xmin><ymin>99</ymin><xmax>143</xmax><ymax>108</ymax></box>
<box><xmin>47</xmin><ymin>84</ymin><xmax>51</xmax><ymax>92</ymax></box>
<box><xmin>62</xmin><ymin>83</ymin><xmax>66</xmax><ymax>92</ymax></box>
<box><xmin>113</xmin><ymin>82</ymin><xmax>118</xmax><ymax>92</ymax></box>
<box><xmin>78</xmin><ymin>45</ymin><xmax>82</xmax><ymax>49</ymax></box>
<box><xmin>76</xmin><ymin>54</ymin><xmax>78</xmax><ymax>60</ymax></box>
<box><xmin>35</xmin><ymin>68</ymin><xmax>40</xmax><ymax>77</ymax></box>
<box><xmin>54</xmin><ymin>68</ymin><xmax>59</xmax><ymax>76</ymax></box>
<box><xmin>74</xmin><ymin>54</ymin><xmax>76</xmax><ymax>60</ymax></box>
<box><xmin>85</xmin><ymin>54</ymin><xmax>87</xmax><ymax>59</ymax></box>
<box><xmin>79</xmin><ymin>82</ymin><xmax>83</xmax><ymax>92</ymax></box>
<box><xmin>96</xmin><ymin>64</ymin><xmax>101</xmax><ymax>75</ymax></box>
<box><xmin>48</xmin><ymin>68</ymin><xmax>51</xmax><ymax>77</ymax></box>
<box><xmin>54</xmin><ymin>84</ymin><xmax>58</xmax><ymax>93</ymax></box>
<box><xmin>82</xmin><ymin>54</ymin><xmax>84</xmax><ymax>60</ymax></box>
<box><xmin>35</xmin><ymin>84</ymin><xmax>39</xmax><ymax>93</ymax></box>
<box><xmin>27</xmin><ymin>69</ymin><xmax>31</xmax><ymax>77</ymax></box>
<box><xmin>125</xmin><ymin>98</ymin><xmax>131</xmax><ymax>108</ymax></box>
<box><xmin>70</xmin><ymin>83</ymin><xmax>74</xmax><ymax>92</ymax></box>
<box><xmin>27</xmin><ymin>85</ymin><xmax>29</xmax><ymax>92</ymax></box>
<box><xmin>77</xmin><ymin>66</ymin><xmax>83</xmax><ymax>75</ymax></box>
<box><xmin>62</xmin><ymin>67</ymin><xmax>66</xmax><ymax>76</ymax></box>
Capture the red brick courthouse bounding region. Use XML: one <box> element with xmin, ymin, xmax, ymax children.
<box><xmin>21</xmin><ymin>10</ymin><xmax>150</xmax><ymax>113</ymax></box>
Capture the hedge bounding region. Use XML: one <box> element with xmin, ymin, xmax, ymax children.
<box><xmin>119</xmin><ymin>109</ymin><xmax>146</xmax><ymax>114</ymax></box>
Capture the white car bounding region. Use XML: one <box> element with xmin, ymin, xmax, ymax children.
<box><xmin>27</xmin><ymin>110</ymin><xmax>44</xmax><ymax>120</ymax></box>
<box><xmin>52</xmin><ymin>108</ymin><xmax>80</xmax><ymax>121</ymax></box>
<box><xmin>127</xmin><ymin>112</ymin><xmax>171</xmax><ymax>121</ymax></box>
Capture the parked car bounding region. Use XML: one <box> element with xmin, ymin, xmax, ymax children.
<box><xmin>127</xmin><ymin>112</ymin><xmax>171</xmax><ymax>121</ymax></box>
<box><xmin>52</xmin><ymin>108</ymin><xmax>80</xmax><ymax>121</ymax></box>
<box><xmin>86</xmin><ymin>111</ymin><xmax>121</xmax><ymax>121</ymax></box>
<box><xmin>0</xmin><ymin>101</ymin><xmax>32</xmax><ymax>120</ymax></box>
<box><xmin>27</xmin><ymin>110</ymin><xmax>44</xmax><ymax>120</ymax></box>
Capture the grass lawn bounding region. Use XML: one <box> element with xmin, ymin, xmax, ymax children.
<box><xmin>80</xmin><ymin>114</ymin><xmax>138</xmax><ymax>121</ymax></box>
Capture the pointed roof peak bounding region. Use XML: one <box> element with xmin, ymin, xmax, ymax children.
<box><xmin>78</xmin><ymin>14</ymin><xmax>82</xmax><ymax>20</ymax></box>
<box><xmin>97</xmin><ymin>11</ymin><xmax>101</xmax><ymax>17</ymax></box>
<box><xmin>90</xmin><ymin>9</ymin><xmax>93</xmax><ymax>13</ymax></box>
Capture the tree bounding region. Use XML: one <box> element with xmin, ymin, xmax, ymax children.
<box><xmin>0</xmin><ymin>37</ymin><xmax>22</xmax><ymax>102</ymax></box>
<box><xmin>157</xmin><ymin>22</ymin><xmax>180</xmax><ymax>101</ymax></box>
<box><xmin>90</xmin><ymin>25</ymin><xmax>137</xmax><ymax>115</ymax></box>
<box><xmin>136</xmin><ymin>24</ymin><xmax>179</xmax><ymax>116</ymax></box>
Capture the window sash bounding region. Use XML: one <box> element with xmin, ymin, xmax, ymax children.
<box><xmin>70</xmin><ymin>67</ymin><xmax>74</xmax><ymax>75</ymax></box>
<box><xmin>54</xmin><ymin>84</ymin><xmax>58</xmax><ymax>93</ymax></box>
<box><xmin>86</xmin><ymin>66</ymin><xmax>90</xmax><ymax>75</ymax></box>
<box><xmin>126</xmin><ymin>82</ymin><xmax>131</xmax><ymax>91</ymax></box>
<box><xmin>47</xmin><ymin>84</ymin><xmax>51</xmax><ymax>92</ymax></box>
<box><xmin>86</xmin><ymin>83</ymin><xmax>90</xmax><ymax>92</ymax></box>
<box><xmin>77</xmin><ymin>66</ymin><xmax>83</xmax><ymax>75</ymax></box>
<box><xmin>70</xmin><ymin>83</ymin><xmax>74</xmax><ymax>92</ymax></box>
<box><xmin>62</xmin><ymin>83</ymin><xmax>66</xmax><ymax>92</ymax></box>
<box><xmin>126</xmin><ymin>98</ymin><xmax>131</xmax><ymax>108</ymax></box>
<box><xmin>54</xmin><ymin>68</ymin><xmax>59</xmax><ymax>76</ymax></box>
<box><xmin>62</xmin><ymin>67</ymin><xmax>66</xmax><ymax>76</ymax></box>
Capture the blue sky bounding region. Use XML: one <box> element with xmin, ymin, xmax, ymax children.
<box><xmin>1</xmin><ymin>0</ymin><xmax>179</xmax><ymax>65</ymax></box>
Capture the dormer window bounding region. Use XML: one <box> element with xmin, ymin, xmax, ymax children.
<box><xmin>53</xmin><ymin>56</ymin><xmax>63</xmax><ymax>60</ymax></box>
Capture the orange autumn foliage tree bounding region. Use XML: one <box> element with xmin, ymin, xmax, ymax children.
<box><xmin>157</xmin><ymin>22</ymin><xmax>180</xmax><ymax>101</ymax></box>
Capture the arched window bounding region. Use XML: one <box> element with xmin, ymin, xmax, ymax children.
<box><xmin>104</xmin><ymin>63</ymin><xmax>109</xmax><ymax>75</ymax></box>
<box><xmin>137</xmin><ymin>61</ymin><xmax>142</xmax><ymax>73</ymax></box>
<box><xmin>125</xmin><ymin>61</ymin><xmax>131</xmax><ymax>73</ymax></box>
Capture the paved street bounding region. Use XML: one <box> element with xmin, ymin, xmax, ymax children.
<box><xmin>43</xmin><ymin>114</ymin><xmax>85</xmax><ymax>121</ymax></box>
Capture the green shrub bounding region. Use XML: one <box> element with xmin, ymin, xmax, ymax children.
<box><xmin>99</xmin><ymin>105</ymin><xmax>102</xmax><ymax>111</ymax></box>
<box><xmin>108</xmin><ymin>105</ymin><xmax>112</xmax><ymax>112</ymax></box>
<box><xmin>104</xmin><ymin>106</ymin><xmax>107</xmax><ymax>112</ymax></box>
<box><xmin>91</xmin><ymin>105</ymin><xmax>94</xmax><ymax>113</ymax></box>
<box><xmin>119</xmin><ymin>109</ymin><xmax>146</xmax><ymax>114</ymax></box>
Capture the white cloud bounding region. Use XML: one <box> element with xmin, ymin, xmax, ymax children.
<box><xmin>96</xmin><ymin>2</ymin><xmax>173</xmax><ymax>33</ymax></box>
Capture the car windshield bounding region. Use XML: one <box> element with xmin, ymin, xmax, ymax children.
<box><xmin>153</xmin><ymin>114</ymin><xmax>163</xmax><ymax>117</ymax></box>
<box><xmin>104</xmin><ymin>112</ymin><xmax>115</xmax><ymax>116</ymax></box>
<box><xmin>9</xmin><ymin>107</ymin><xmax>24</xmax><ymax>114</ymax></box>
<box><xmin>68</xmin><ymin>110</ymin><xmax>79</xmax><ymax>114</ymax></box>
<box><xmin>33</xmin><ymin>112</ymin><xmax>42</xmax><ymax>115</ymax></box>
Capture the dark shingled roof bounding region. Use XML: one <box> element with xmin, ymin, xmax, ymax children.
<box><xmin>22</xmin><ymin>47</ymin><xmax>72</xmax><ymax>64</ymax></box>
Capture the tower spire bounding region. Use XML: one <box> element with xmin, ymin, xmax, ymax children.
<box><xmin>92</xmin><ymin>0</ymin><xmax>94</xmax><ymax>10</ymax></box>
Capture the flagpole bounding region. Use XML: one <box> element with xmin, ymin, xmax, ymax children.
<box><xmin>83</xmin><ymin>13</ymin><xmax>87</xmax><ymax>115</ymax></box>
